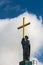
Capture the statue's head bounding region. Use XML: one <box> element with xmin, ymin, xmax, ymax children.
<box><xmin>25</xmin><ymin>35</ymin><xmax>28</xmax><ymax>39</ymax></box>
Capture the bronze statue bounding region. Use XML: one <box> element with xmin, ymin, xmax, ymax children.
<box><xmin>17</xmin><ymin>17</ymin><xmax>30</xmax><ymax>62</ymax></box>
<box><xmin>21</xmin><ymin>35</ymin><xmax>30</xmax><ymax>61</ymax></box>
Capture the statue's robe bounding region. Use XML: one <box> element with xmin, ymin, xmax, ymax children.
<box><xmin>21</xmin><ymin>38</ymin><xmax>30</xmax><ymax>61</ymax></box>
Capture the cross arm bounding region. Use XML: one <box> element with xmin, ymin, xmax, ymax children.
<box><xmin>17</xmin><ymin>22</ymin><xmax>30</xmax><ymax>29</ymax></box>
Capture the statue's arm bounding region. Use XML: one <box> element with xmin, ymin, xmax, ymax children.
<box><xmin>28</xmin><ymin>40</ymin><xmax>30</xmax><ymax>46</ymax></box>
<box><xmin>21</xmin><ymin>38</ymin><xmax>25</xmax><ymax>49</ymax></box>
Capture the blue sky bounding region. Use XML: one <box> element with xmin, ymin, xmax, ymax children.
<box><xmin>0</xmin><ymin>0</ymin><xmax>43</xmax><ymax>65</ymax></box>
<box><xmin>0</xmin><ymin>0</ymin><xmax>43</xmax><ymax>21</ymax></box>
<box><xmin>34</xmin><ymin>46</ymin><xmax>43</xmax><ymax>63</ymax></box>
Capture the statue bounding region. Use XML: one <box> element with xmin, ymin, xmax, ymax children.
<box><xmin>17</xmin><ymin>17</ymin><xmax>30</xmax><ymax>61</ymax></box>
<box><xmin>17</xmin><ymin>17</ymin><xmax>32</xmax><ymax>65</ymax></box>
<box><xmin>21</xmin><ymin>35</ymin><xmax>30</xmax><ymax>61</ymax></box>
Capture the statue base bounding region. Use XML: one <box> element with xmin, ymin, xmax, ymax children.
<box><xmin>19</xmin><ymin>61</ymin><xmax>32</xmax><ymax>65</ymax></box>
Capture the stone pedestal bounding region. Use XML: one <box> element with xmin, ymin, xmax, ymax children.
<box><xmin>19</xmin><ymin>61</ymin><xmax>32</xmax><ymax>65</ymax></box>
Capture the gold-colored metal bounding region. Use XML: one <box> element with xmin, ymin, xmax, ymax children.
<box><xmin>17</xmin><ymin>22</ymin><xmax>30</xmax><ymax>29</ymax></box>
<box><xmin>23</xmin><ymin>17</ymin><xmax>25</xmax><ymax>38</ymax></box>
<box><xmin>17</xmin><ymin>17</ymin><xmax>30</xmax><ymax>38</ymax></box>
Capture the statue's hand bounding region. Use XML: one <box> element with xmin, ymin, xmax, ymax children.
<box><xmin>22</xmin><ymin>38</ymin><xmax>25</xmax><ymax>40</ymax></box>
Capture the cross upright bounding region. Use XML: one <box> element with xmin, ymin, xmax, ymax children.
<box><xmin>17</xmin><ymin>17</ymin><xmax>30</xmax><ymax>38</ymax></box>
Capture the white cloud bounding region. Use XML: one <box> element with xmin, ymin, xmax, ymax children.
<box><xmin>0</xmin><ymin>12</ymin><xmax>43</xmax><ymax>65</ymax></box>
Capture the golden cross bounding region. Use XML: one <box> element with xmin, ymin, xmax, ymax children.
<box><xmin>17</xmin><ymin>17</ymin><xmax>30</xmax><ymax>38</ymax></box>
